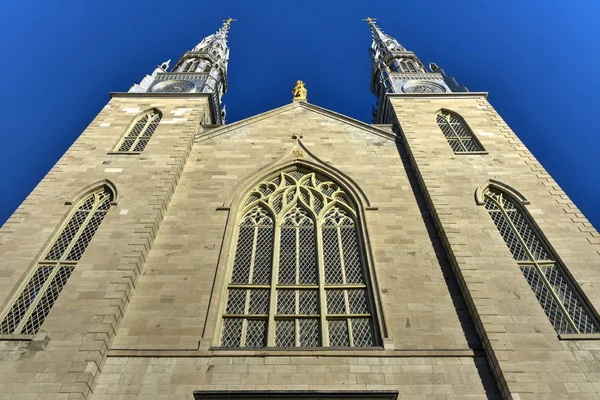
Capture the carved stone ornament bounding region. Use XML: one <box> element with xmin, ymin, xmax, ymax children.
<box><xmin>402</xmin><ymin>81</ymin><xmax>446</xmax><ymax>94</ymax></box>
<box><xmin>151</xmin><ymin>80</ymin><xmax>195</xmax><ymax>93</ymax></box>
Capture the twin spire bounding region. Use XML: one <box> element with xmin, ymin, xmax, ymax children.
<box><xmin>130</xmin><ymin>18</ymin><xmax>464</xmax><ymax>126</ymax></box>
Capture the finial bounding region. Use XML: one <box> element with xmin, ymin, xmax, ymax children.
<box><xmin>223</xmin><ymin>18</ymin><xmax>236</xmax><ymax>25</ymax></box>
<box><xmin>292</xmin><ymin>80</ymin><xmax>307</xmax><ymax>101</ymax></box>
<box><xmin>363</xmin><ymin>17</ymin><xmax>377</xmax><ymax>24</ymax></box>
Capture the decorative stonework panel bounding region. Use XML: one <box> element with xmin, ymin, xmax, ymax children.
<box><xmin>151</xmin><ymin>80</ymin><xmax>195</xmax><ymax>93</ymax></box>
<box><xmin>402</xmin><ymin>81</ymin><xmax>446</xmax><ymax>94</ymax></box>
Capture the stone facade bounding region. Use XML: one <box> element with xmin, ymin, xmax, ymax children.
<box><xmin>1</xmin><ymin>20</ymin><xmax>600</xmax><ymax>400</ymax></box>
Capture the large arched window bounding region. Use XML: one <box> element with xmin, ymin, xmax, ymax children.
<box><xmin>219</xmin><ymin>169</ymin><xmax>377</xmax><ymax>348</ymax></box>
<box><xmin>0</xmin><ymin>187</ymin><xmax>113</xmax><ymax>335</ymax></box>
<box><xmin>483</xmin><ymin>188</ymin><xmax>599</xmax><ymax>334</ymax></box>
<box><xmin>115</xmin><ymin>109</ymin><xmax>161</xmax><ymax>153</ymax></box>
<box><xmin>436</xmin><ymin>110</ymin><xmax>485</xmax><ymax>153</ymax></box>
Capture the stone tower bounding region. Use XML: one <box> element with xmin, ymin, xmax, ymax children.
<box><xmin>129</xmin><ymin>18</ymin><xmax>233</xmax><ymax>124</ymax></box>
<box><xmin>367</xmin><ymin>18</ymin><xmax>468</xmax><ymax>124</ymax></box>
<box><xmin>0</xmin><ymin>18</ymin><xmax>599</xmax><ymax>400</ymax></box>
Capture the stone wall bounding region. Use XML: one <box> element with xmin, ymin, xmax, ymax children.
<box><xmin>389</xmin><ymin>93</ymin><xmax>600</xmax><ymax>399</ymax></box>
<box><xmin>0</xmin><ymin>94</ymin><xmax>212</xmax><ymax>399</ymax></box>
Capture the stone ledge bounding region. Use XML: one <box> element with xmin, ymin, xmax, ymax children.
<box><xmin>0</xmin><ymin>334</ymin><xmax>33</xmax><ymax>341</ymax></box>
<box><xmin>558</xmin><ymin>333</ymin><xmax>600</xmax><ymax>340</ymax></box>
<box><xmin>107</xmin><ymin>348</ymin><xmax>484</xmax><ymax>358</ymax></box>
<box><xmin>110</xmin><ymin>92</ymin><xmax>213</xmax><ymax>99</ymax></box>
<box><xmin>387</xmin><ymin>92</ymin><xmax>488</xmax><ymax>99</ymax></box>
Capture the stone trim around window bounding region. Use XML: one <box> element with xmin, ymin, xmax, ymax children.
<box><xmin>194</xmin><ymin>391</ymin><xmax>399</xmax><ymax>400</ymax></box>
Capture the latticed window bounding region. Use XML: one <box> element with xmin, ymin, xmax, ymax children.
<box><xmin>219</xmin><ymin>169</ymin><xmax>377</xmax><ymax>348</ymax></box>
<box><xmin>0</xmin><ymin>187</ymin><xmax>113</xmax><ymax>335</ymax></box>
<box><xmin>115</xmin><ymin>109</ymin><xmax>161</xmax><ymax>152</ymax></box>
<box><xmin>436</xmin><ymin>110</ymin><xmax>485</xmax><ymax>153</ymax></box>
<box><xmin>484</xmin><ymin>189</ymin><xmax>600</xmax><ymax>335</ymax></box>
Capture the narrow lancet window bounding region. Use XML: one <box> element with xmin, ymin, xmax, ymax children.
<box><xmin>0</xmin><ymin>187</ymin><xmax>113</xmax><ymax>335</ymax></box>
<box><xmin>484</xmin><ymin>188</ymin><xmax>599</xmax><ymax>335</ymax></box>
<box><xmin>219</xmin><ymin>169</ymin><xmax>377</xmax><ymax>348</ymax></box>
<box><xmin>115</xmin><ymin>109</ymin><xmax>161</xmax><ymax>153</ymax></box>
<box><xmin>436</xmin><ymin>110</ymin><xmax>485</xmax><ymax>153</ymax></box>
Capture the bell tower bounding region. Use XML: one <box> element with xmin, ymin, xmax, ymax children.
<box><xmin>366</xmin><ymin>18</ymin><xmax>468</xmax><ymax>123</ymax></box>
<box><xmin>129</xmin><ymin>18</ymin><xmax>234</xmax><ymax>124</ymax></box>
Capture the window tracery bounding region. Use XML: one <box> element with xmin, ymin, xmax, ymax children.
<box><xmin>115</xmin><ymin>109</ymin><xmax>161</xmax><ymax>153</ymax></box>
<box><xmin>484</xmin><ymin>188</ymin><xmax>599</xmax><ymax>335</ymax></box>
<box><xmin>0</xmin><ymin>187</ymin><xmax>113</xmax><ymax>335</ymax></box>
<box><xmin>436</xmin><ymin>110</ymin><xmax>484</xmax><ymax>153</ymax></box>
<box><xmin>219</xmin><ymin>169</ymin><xmax>377</xmax><ymax>348</ymax></box>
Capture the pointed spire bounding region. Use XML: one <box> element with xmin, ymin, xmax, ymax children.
<box><xmin>364</xmin><ymin>17</ymin><xmax>405</xmax><ymax>53</ymax></box>
<box><xmin>193</xmin><ymin>18</ymin><xmax>235</xmax><ymax>52</ymax></box>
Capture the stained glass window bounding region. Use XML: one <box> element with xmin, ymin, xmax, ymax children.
<box><xmin>220</xmin><ymin>169</ymin><xmax>377</xmax><ymax>348</ymax></box>
<box><xmin>115</xmin><ymin>109</ymin><xmax>161</xmax><ymax>152</ymax></box>
<box><xmin>436</xmin><ymin>110</ymin><xmax>484</xmax><ymax>153</ymax></box>
<box><xmin>484</xmin><ymin>189</ymin><xmax>599</xmax><ymax>335</ymax></box>
<box><xmin>0</xmin><ymin>187</ymin><xmax>113</xmax><ymax>335</ymax></box>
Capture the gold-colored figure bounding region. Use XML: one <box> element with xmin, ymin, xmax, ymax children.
<box><xmin>292</xmin><ymin>80</ymin><xmax>307</xmax><ymax>101</ymax></box>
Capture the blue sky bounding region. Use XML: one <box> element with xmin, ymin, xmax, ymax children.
<box><xmin>0</xmin><ymin>0</ymin><xmax>599</xmax><ymax>229</ymax></box>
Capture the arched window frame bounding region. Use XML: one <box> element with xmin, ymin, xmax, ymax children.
<box><xmin>436</xmin><ymin>109</ymin><xmax>486</xmax><ymax>154</ymax></box>
<box><xmin>113</xmin><ymin>108</ymin><xmax>161</xmax><ymax>153</ymax></box>
<box><xmin>478</xmin><ymin>183</ymin><xmax>600</xmax><ymax>335</ymax></box>
<box><xmin>0</xmin><ymin>185</ymin><xmax>115</xmax><ymax>336</ymax></box>
<box><xmin>217</xmin><ymin>168</ymin><xmax>379</xmax><ymax>349</ymax></box>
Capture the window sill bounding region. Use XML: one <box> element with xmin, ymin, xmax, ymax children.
<box><xmin>558</xmin><ymin>333</ymin><xmax>600</xmax><ymax>341</ymax></box>
<box><xmin>107</xmin><ymin>151</ymin><xmax>142</xmax><ymax>155</ymax></box>
<box><xmin>453</xmin><ymin>151</ymin><xmax>489</xmax><ymax>155</ymax></box>
<box><xmin>0</xmin><ymin>334</ymin><xmax>34</xmax><ymax>341</ymax></box>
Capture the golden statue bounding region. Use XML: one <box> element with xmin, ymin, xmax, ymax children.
<box><xmin>292</xmin><ymin>80</ymin><xmax>307</xmax><ymax>101</ymax></box>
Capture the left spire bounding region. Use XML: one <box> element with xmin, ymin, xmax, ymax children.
<box><xmin>128</xmin><ymin>19</ymin><xmax>236</xmax><ymax>125</ymax></box>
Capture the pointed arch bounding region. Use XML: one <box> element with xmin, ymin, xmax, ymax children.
<box><xmin>114</xmin><ymin>108</ymin><xmax>162</xmax><ymax>153</ymax></box>
<box><xmin>65</xmin><ymin>179</ymin><xmax>119</xmax><ymax>206</ymax></box>
<box><xmin>475</xmin><ymin>179</ymin><xmax>528</xmax><ymax>206</ymax></box>
<box><xmin>436</xmin><ymin>109</ymin><xmax>485</xmax><ymax>153</ymax></box>
<box><xmin>478</xmin><ymin>183</ymin><xmax>600</xmax><ymax>335</ymax></box>
<box><xmin>217</xmin><ymin>167</ymin><xmax>379</xmax><ymax>348</ymax></box>
<box><xmin>0</xmin><ymin>184</ymin><xmax>114</xmax><ymax>335</ymax></box>
<box><xmin>221</xmin><ymin>143</ymin><xmax>373</xmax><ymax>211</ymax></box>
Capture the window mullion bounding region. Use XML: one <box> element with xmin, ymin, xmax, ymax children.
<box><xmin>58</xmin><ymin>209</ymin><xmax>95</xmax><ymax>263</ymax></box>
<box><xmin>531</xmin><ymin>262</ymin><xmax>579</xmax><ymax>332</ymax></box>
<box><xmin>267</xmin><ymin>224</ymin><xmax>281</xmax><ymax>347</ymax></box>
<box><xmin>130</xmin><ymin>117</ymin><xmax>150</xmax><ymax>151</ymax></box>
<box><xmin>337</xmin><ymin>227</ymin><xmax>348</xmax><ymax>284</ymax></box>
<box><xmin>295</xmin><ymin>226</ymin><xmax>300</xmax><ymax>284</ymax></box>
<box><xmin>14</xmin><ymin>264</ymin><xmax>62</xmax><ymax>334</ymax></box>
<box><xmin>497</xmin><ymin>198</ymin><xmax>579</xmax><ymax>333</ymax></box>
<box><xmin>248</xmin><ymin>228</ymin><xmax>259</xmax><ymax>283</ymax></box>
<box><xmin>315</xmin><ymin>222</ymin><xmax>329</xmax><ymax>347</ymax></box>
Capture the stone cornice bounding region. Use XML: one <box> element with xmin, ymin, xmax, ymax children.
<box><xmin>386</xmin><ymin>91</ymin><xmax>488</xmax><ymax>99</ymax></box>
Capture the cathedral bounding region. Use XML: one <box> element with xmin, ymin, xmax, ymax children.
<box><xmin>1</xmin><ymin>18</ymin><xmax>600</xmax><ymax>400</ymax></box>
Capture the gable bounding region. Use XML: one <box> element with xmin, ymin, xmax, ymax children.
<box><xmin>196</xmin><ymin>102</ymin><xmax>396</xmax><ymax>144</ymax></box>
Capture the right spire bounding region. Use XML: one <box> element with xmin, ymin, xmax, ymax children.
<box><xmin>365</xmin><ymin>18</ymin><xmax>468</xmax><ymax>123</ymax></box>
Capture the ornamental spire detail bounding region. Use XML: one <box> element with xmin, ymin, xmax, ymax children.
<box><xmin>128</xmin><ymin>19</ymin><xmax>236</xmax><ymax>125</ymax></box>
<box><xmin>365</xmin><ymin>18</ymin><xmax>468</xmax><ymax>124</ymax></box>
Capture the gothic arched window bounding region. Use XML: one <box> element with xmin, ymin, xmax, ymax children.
<box><xmin>0</xmin><ymin>187</ymin><xmax>113</xmax><ymax>335</ymax></box>
<box><xmin>219</xmin><ymin>169</ymin><xmax>377</xmax><ymax>348</ymax></box>
<box><xmin>483</xmin><ymin>188</ymin><xmax>600</xmax><ymax>335</ymax></box>
<box><xmin>115</xmin><ymin>109</ymin><xmax>161</xmax><ymax>153</ymax></box>
<box><xmin>436</xmin><ymin>110</ymin><xmax>485</xmax><ymax>153</ymax></box>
